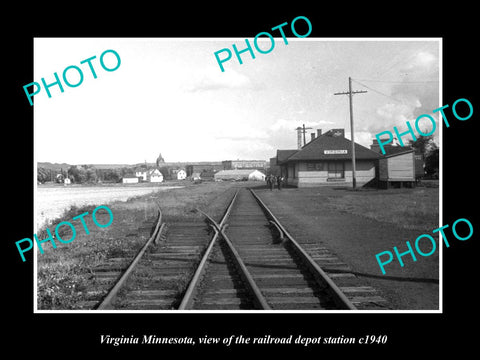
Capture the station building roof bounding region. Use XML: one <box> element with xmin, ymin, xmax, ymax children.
<box><xmin>278</xmin><ymin>131</ymin><xmax>381</xmax><ymax>163</ymax></box>
<box><xmin>276</xmin><ymin>150</ymin><xmax>298</xmax><ymax>164</ymax></box>
<box><xmin>376</xmin><ymin>145</ymin><xmax>414</xmax><ymax>158</ymax></box>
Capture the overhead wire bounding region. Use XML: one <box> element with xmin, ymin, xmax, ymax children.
<box><xmin>351</xmin><ymin>78</ymin><xmax>410</xmax><ymax>105</ymax></box>
<box><xmin>363</xmin><ymin>42</ymin><xmax>438</xmax><ymax>81</ymax></box>
<box><xmin>353</xmin><ymin>78</ymin><xmax>437</xmax><ymax>84</ymax></box>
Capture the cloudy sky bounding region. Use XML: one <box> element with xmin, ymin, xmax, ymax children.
<box><xmin>34</xmin><ymin>38</ymin><xmax>440</xmax><ymax>164</ymax></box>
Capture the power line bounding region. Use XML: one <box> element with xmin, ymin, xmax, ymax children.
<box><xmin>368</xmin><ymin>43</ymin><xmax>434</xmax><ymax>80</ymax></box>
<box><xmin>351</xmin><ymin>79</ymin><xmax>409</xmax><ymax>106</ymax></box>
<box><xmin>353</xmin><ymin>78</ymin><xmax>437</xmax><ymax>84</ymax></box>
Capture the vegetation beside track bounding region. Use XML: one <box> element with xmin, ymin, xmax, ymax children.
<box><xmin>36</xmin><ymin>181</ymin><xmax>239</xmax><ymax>309</ymax></box>
<box><xmin>323</xmin><ymin>186</ymin><xmax>439</xmax><ymax>231</ymax></box>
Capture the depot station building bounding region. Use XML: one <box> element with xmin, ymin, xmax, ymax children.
<box><xmin>271</xmin><ymin>128</ymin><xmax>419</xmax><ymax>188</ymax></box>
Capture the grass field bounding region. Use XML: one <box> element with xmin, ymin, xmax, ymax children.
<box><xmin>256</xmin><ymin>184</ymin><xmax>439</xmax><ymax>231</ymax></box>
<box><xmin>323</xmin><ymin>187</ymin><xmax>439</xmax><ymax>231</ymax></box>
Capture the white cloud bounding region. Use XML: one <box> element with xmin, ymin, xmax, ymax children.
<box><xmin>345</xmin><ymin>131</ymin><xmax>374</xmax><ymax>148</ymax></box>
<box><xmin>413</xmin><ymin>51</ymin><xmax>437</xmax><ymax>68</ymax></box>
<box><xmin>373</xmin><ymin>99</ymin><xmax>423</xmax><ymax>132</ymax></box>
<box><xmin>186</xmin><ymin>68</ymin><xmax>253</xmax><ymax>92</ymax></box>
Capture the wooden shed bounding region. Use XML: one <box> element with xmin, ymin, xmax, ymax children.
<box><xmin>378</xmin><ymin>148</ymin><xmax>415</xmax><ymax>188</ymax></box>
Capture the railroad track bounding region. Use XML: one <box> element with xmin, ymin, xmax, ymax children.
<box><xmin>93</xmin><ymin>187</ymin><xmax>388</xmax><ymax>311</ymax></box>
<box><xmin>178</xmin><ymin>188</ymin><xmax>357</xmax><ymax>310</ymax></box>
<box><xmin>94</xmin><ymin>212</ymin><xmax>212</xmax><ymax>310</ymax></box>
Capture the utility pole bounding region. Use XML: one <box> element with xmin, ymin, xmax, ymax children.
<box><xmin>334</xmin><ymin>77</ymin><xmax>367</xmax><ymax>190</ymax></box>
<box><xmin>295</xmin><ymin>124</ymin><xmax>313</xmax><ymax>149</ymax></box>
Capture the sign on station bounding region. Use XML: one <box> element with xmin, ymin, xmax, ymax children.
<box><xmin>324</xmin><ymin>150</ymin><xmax>348</xmax><ymax>154</ymax></box>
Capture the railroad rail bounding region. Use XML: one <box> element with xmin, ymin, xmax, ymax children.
<box><xmin>96</xmin><ymin>208</ymin><xmax>166</xmax><ymax>310</ymax></box>
<box><xmin>178</xmin><ymin>189</ymin><xmax>271</xmax><ymax>310</ymax></box>
<box><xmin>178</xmin><ymin>188</ymin><xmax>357</xmax><ymax>310</ymax></box>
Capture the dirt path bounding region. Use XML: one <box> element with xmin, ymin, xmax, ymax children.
<box><xmin>256</xmin><ymin>188</ymin><xmax>439</xmax><ymax>310</ymax></box>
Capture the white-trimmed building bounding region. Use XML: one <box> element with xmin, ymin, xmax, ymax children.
<box><xmin>135</xmin><ymin>169</ymin><xmax>148</xmax><ymax>181</ymax></box>
<box><xmin>172</xmin><ymin>169</ymin><xmax>187</xmax><ymax>180</ymax></box>
<box><xmin>147</xmin><ymin>168</ymin><xmax>164</xmax><ymax>182</ymax></box>
<box><xmin>122</xmin><ymin>174</ymin><xmax>139</xmax><ymax>184</ymax></box>
<box><xmin>134</xmin><ymin>168</ymin><xmax>164</xmax><ymax>183</ymax></box>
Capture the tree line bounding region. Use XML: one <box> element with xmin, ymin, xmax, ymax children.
<box><xmin>37</xmin><ymin>164</ymin><xmax>175</xmax><ymax>184</ymax></box>
<box><xmin>37</xmin><ymin>165</ymin><xmax>133</xmax><ymax>184</ymax></box>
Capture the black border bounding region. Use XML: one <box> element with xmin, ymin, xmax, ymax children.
<box><xmin>6</xmin><ymin>4</ymin><xmax>479</xmax><ymax>355</ymax></box>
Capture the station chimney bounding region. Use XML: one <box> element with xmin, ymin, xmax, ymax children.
<box><xmin>296</xmin><ymin>127</ymin><xmax>303</xmax><ymax>149</ymax></box>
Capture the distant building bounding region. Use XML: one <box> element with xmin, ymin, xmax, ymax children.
<box><xmin>186</xmin><ymin>163</ymin><xmax>223</xmax><ymax>177</ymax></box>
<box><xmin>200</xmin><ymin>170</ymin><xmax>216</xmax><ymax>181</ymax></box>
<box><xmin>147</xmin><ymin>168</ymin><xmax>164</xmax><ymax>183</ymax></box>
<box><xmin>172</xmin><ymin>169</ymin><xmax>187</xmax><ymax>180</ymax></box>
<box><xmin>135</xmin><ymin>169</ymin><xmax>148</xmax><ymax>181</ymax></box>
<box><xmin>122</xmin><ymin>174</ymin><xmax>139</xmax><ymax>184</ymax></box>
<box><xmin>214</xmin><ymin>169</ymin><xmax>266</xmax><ymax>181</ymax></box>
<box><xmin>222</xmin><ymin>160</ymin><xmax>267</xmax><ymax>171</ymax></box>
<box><xmin>191</xmin><ymin>172</ymin><xmax>202</xmax><ymax>181</ymax></box>
<box><xmin>134</xmin><ymin>167</ymin><xmax>164</xmax><ymax>182</ymax></box>
<box><xmin>156</xmin><ymin>153</ymin><xmax>165</xmax><ymax>167</ymax></box>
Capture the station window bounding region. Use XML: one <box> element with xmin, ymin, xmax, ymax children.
<box><xmin>306</xmin><ymin>162</ymin><xmax>324</xmax><ymax>171</ymax></box>
<box><xmin>327</xmin><ymin>162</ymin><xmax>344</xmax><ymax>178</ymax></box>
